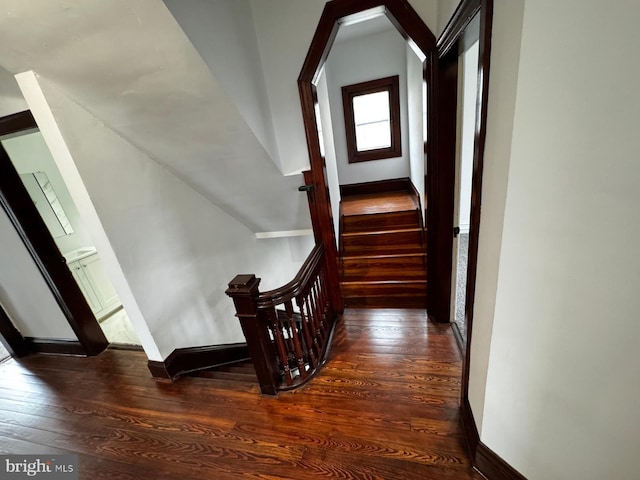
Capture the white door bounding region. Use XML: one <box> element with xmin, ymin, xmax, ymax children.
<box><xmin>82</xmin><ymin>254</ymin><xmax>120</xmax><ymax>315</ymax></box>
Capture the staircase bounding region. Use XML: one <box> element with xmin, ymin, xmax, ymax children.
<box><xmin>339</xmin><ymin>180</ymin><xmax>427</xmax><ymax>308</ymax></box>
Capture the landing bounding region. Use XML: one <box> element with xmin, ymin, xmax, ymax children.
<box><xmin>0</xmin><ymin>309</ymin><xmax>480</xmax><ymax>479</ymax></box>
<box><xmin>342</xmin><ymin>190</ymin><xmax>419</xmax><ymax>216</ymax></box>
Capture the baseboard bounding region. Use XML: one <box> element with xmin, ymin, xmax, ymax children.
<box><xmin>461</xmin><ymin>398</ymin><xmax>527</xmax><ymax>480</ymax></box>
<box><xmin>461</xmin><ymin>397</ymin><xmax>480</xmax><ymax>458</ymax></box>
<box><xmin>107</xmin><ymin>343</ymin><xmax>144</xmax><ymax>351</ymax></box>
<box><xmin>25</xmin><ymin>337</ymin><xmax>86</xmax><ymax>355</ymax></box>
<box><xmin>476</xmin><ymin>442</ymin><xmax>527</xmax><ymax>480</ymax></box>
<box><xmin>0</xmin><ymin>305</ymin><xmax>29</xmax><ymax>357</ymax></box>
<box><xmin>340</xmin><ymin>177</ymin><xmax>412</xmax><ymax>197</ymax></box>
<box><xmin>147</xmin><ymin>343</ymin><xmax>250</xmax><ymax>381</ymax></box>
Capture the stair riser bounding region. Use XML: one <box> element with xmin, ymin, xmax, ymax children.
<box><xmin>343</xmin><ymin>296</ymin><xmax>428</xmax><ymax>309</ymax></box>
<box><xmin>343</xmin><ymin>211</ymin><xmax>420</xmax><ymax>233</ymax></box>
<box><xmin>341</xmin><ymin>282</ymin><xmax>427</xmax><ymax>297</ymax></box>
<box><xmin>342</xmin><ymin>230</ymin><xmax>425</xmax><ymax>255</ymax></box>
<box><xmin>341</xmin><ymin>256</ymin><xmax>426</xmax><ymax>281</ymax></box>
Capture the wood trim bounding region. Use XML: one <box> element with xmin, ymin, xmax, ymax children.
<box><xmin>0</xmin><ymin>110</ymin><xmax>37</xmax><ymax>137</ymax></box>
<box><xmin>461</xmin><ymin>398</ymin><xmax>527</xmax><ymax>479</ymax></box>
<box><xmin>107</xmin><ymin>343</ymin><xmax>144</xmax><ymax>351</ymax></box>
<box><xmin>460</xmin><ymin>0</ymin><xmax>493</xmax><ymax>406</ymax></box>
<box><xmin>0</xmin><ymin>304</ymin><xmax>29</xmax><ymax>357</ymax></box>
<box><xmin>24</xmin><ymin>337</ymin><xmax>86</xmax><ymax>355</ymax></box>
<box><xmin>342</xmin><ymin>75</ymin><xmax>402</xmax><ymax>164</ymax></box>
<box><xmin>438</xmin><ymin>0</ymin><xmax>481</xmax><ymax>57</ymax></box>
<box><xmin>147</xmin><ymin>343</ymin><xmax>250</xmax><ymax>381</ymax></box>
<box><xmin>147</xmin><ymin>360</ymin><xmax>171</xmax><ymax>380</ymax></box>
<box><xmin>476</xmin><ymin>443</ymin><xmax>528</xmax><ymax>480</ymax></box>
<box><xmin>298</xmin><ymin>0</ymin><xmax>435</xmax><ymax>318</ymax></box>
<box><xmin>427</xmin><ymin>46</ymin><xmax>458</xmax><ymax>324</ymax></box>
<box><xmin>442</xmin><ymin>2</ymin><xmax>523</xmax><ymax>479</ymax></box>
<box><xmin>461</xmin><ymin>397</ymin><xmax>480</xmax><ymax>459</ymax></box>
<box><xmin>0</xmin><ymin>111</ymin><xmax>108</xmax><ymax>356</ymax></box>
<box><xmin>340</xmin><ymin>177</ymin><xmax>412</xmax><ymax>197</ymax></box>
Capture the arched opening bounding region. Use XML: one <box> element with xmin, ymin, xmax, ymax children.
<box><xmin>297</xmin><ymin>0</ymin><xmax>439</xmax><ymax>316</ymax></box>
<box><xmin>299</xmin><ymin>0</ymin><xmax>495</xmax><ymax>422</ymax></box>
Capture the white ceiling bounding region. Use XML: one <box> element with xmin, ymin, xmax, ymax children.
<box><xmin>334</xmin><ymin>14</ymin><xmax>396</xmax><ymax>44</ymax></box>
<box><xmin>0</xmin><ymin>0</ymin><xmax>310</xmax><ymax>232</ymax></box>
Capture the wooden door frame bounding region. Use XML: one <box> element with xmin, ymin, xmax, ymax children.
<box><xmin>298</xmin><ymin>0</ymin><xmax>438</xmax><ymax>316</ymax></box>
<box><xmin>437</xmin><ymin>0</ymin><xmax>494</xmax><ymax>459</ymax></box>
<box><xmin>0</xmin><ymin>110</ymin><xmax>108</xmax><ymax>356</ymax></box>
<box><xmin>299</xmin><ymin>0</ymin><xmax>493</xmax><ymax>438</ymax></box>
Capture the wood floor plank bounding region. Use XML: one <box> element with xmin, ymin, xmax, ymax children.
<box><xmin>0</xmin><ymin>308</ymin><xmax>480</xmax><ymax>479</ymax></box>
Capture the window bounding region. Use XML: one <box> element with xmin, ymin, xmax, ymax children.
<box><xmin>341</xmin><ymin>75</ymin><xmax>401</xmax><ymax>163</ymax></box>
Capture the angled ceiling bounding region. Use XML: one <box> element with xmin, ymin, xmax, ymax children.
<box><xmin>0</xmin><ymin>0</ymin><xmax>311</xmax><ymax>232</ymax></box>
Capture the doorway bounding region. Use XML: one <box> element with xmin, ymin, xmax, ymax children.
<box><xmin>0</xmin><ymin>111</ymin><xmax>138</xmax><ymax>350</ymax></box>
<box><xmin>297</xmin><ymin>0</ymin><xmax>437</xmax><ymax>316</ymax></box>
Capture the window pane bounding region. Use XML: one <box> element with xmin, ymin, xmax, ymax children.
<box><xmin>356</xmin><ymin>121</ymin><xmax>391</xmax><ymax>151</ymax></box>
<box><xmin>353</xmin><ymin>91</ymin><xmax>390</xmax><ymax>125</ymax></box>
<box><xmin>353</xmin><ymin>91</ymin><xmax>391</xmax><ymax>151</ymax></box>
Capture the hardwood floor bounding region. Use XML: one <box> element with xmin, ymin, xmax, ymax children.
<box><xmin>0</xmin><ymin>309</ymin><xmax>482</xmax><ymax>479</ymax></box>
<box><xmin>341</xmin><ymin>191</ymin><xmax>419</xmax><ymax>216</ymax></box>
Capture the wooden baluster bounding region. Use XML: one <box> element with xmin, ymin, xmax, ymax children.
<box><xmin>312</xmin><ymin>277</ymin><xmax>326</xmax><ymax>338</ymax></box>
<box><xmin>285</xmin><ymin>300</ymin><xmax>308</xmax><ymax>379</ymax></box>
<box><xmin>309</xmin><ymin>279</ymin><xmax>325</xmax><ymax>343</ymax></box>
<box><xmin>296</xmin><ymin>297</ymin><xmax>317</xmax><ymax>369</ymax></box>
<box><xmin>304</xmin><ymin>294</ymin><xmax>321</xmax><ymax>359</ymax></box>
<box><xmin>318</xmin><ymin>269</ymin><xmax>330</xmax><ymax>319</ymax></box>
<box><xmin>320</xmin><ymin>269</ymin><xmax>335</xmax><ymax>320</ymax></box>
<box><xmin>277</xmin><ymin>309</ymin><xmax>295</xmax><ymax>365</ymax></box>
<box><xmin>267</xmin><ymin>307</ymin><xmax>293</xmax><ymax>386</ymax></box>
<box><xmin>225</xmin><ymin>275</ymin><xmax>280</xmax><ymax>395</ymax></box>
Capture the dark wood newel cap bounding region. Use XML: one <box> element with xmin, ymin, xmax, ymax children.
<box><xmin>226</xmin><ymin>275</ymin><xmax>261</xmax><ymax>295</ymax></box>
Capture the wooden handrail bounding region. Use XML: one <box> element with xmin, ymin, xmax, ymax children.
<box><xmin>257</xmin><ymin>244</ymin><xmax>324</xmax><ymax>308</ymax></box>
<box><xmin>226</xmin><ymin>243</ymin><xmax>337</xmax><ymax>395</ymax></box>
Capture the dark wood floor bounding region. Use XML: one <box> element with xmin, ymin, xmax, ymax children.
<box><xmin>0</xmin><ymin>309</ymin><xmax>481</xmax><ymax>479</ymax></box>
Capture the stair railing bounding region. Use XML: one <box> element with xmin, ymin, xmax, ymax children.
<box><xmin>226</xmin><ymin>244</ymin><xmax>337</xmax><ymax>395</ymax></box>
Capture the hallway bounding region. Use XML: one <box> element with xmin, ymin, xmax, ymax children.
<box><xmin>339</xmin><ymin>184</ymin><xmax>428</xmax><ymax>308</ymax></box>
<box><xmin>0</xmin><ymin>308</ymin><xmax>479</xmax><ymax>479</ymax></box>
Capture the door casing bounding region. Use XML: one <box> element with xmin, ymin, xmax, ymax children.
<box><xmin>0</xmin><ymin>110</ymin><xmax>108</xmax><ymax>356</ymax></box>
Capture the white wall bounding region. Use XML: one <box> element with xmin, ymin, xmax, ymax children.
<box><xmin>250</xmin><ymin>0</ymin><xmax>327</xmax><ymax>175</ymax></box>
<box><xmin>0</xmin><ymin>66</ymin><xmax>27</xmax><ymax>117</ymax></box>
<box><xmin>467</xmin><ymin>0</ymin><xmax>525</xmax><ymax>435</ymax></box>
<box><xmin>0</xmin><ymin>208</ymin><xmax>77</xmax><ymax>339</ymax></box>
<box><xmin>473</xmin><ymin>1</ymin><xmax>640</xmax><ymax>479</ymax></box>
<box><xmin>22</xmin><ymin>74</ymin><xmax>314</xmax><ymax>361</ymax></box>
<box><xmin>325</xmin><ymin>28</ymin><xmax>411</xmax><ymax>186</ymax></box>
<box><xmin>0</xmin><ymin>69</ymin><xmax>77</xmax><ymax>341</ymax></box>
<box><xmin>457</xmin><ymin>41</ymin><xmax>479</xmax><ymax>232</ymax></box>
<box><xmin>406</xmin><ymin>44</ymin><xmax>426</xmax><ymax>211</ymax></box>
<box><xmin>251</xmin><ymin>0</ymin><xmax>438</xmax><ymax>176</ymax></box>
<box><xmin>316</xmin><ymin>70</ymin><xmax>341</xmax><ymax>243</ymax></box>
<box><xmin>163</xmin><ymin>0</ymin><xmax>280</xmax><ymax>169</ymax></box>
<box><xmin>435</xmin><ymin>0</ymin><xmax>461</xmax><ymax>36</ymax></box>
<box><xmin>2</xmin><ymin>131</ymin><xmax>95</xmax><ymax>255</ymax></box>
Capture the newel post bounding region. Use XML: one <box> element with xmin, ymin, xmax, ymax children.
<box><xmin>225</xmin><ymin>274</ymin><xmax>279</xmax><ymax>395</ymax></box>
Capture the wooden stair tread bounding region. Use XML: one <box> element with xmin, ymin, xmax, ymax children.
<box><xmin>341</xmin><ymin>191</ymin><xmax>419</xmax><ymax>216</ymax></box>
<box><xmin>342</xmin><ymin>214</ymin><xmax>421</xmax><ymax>233</ymax></box>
